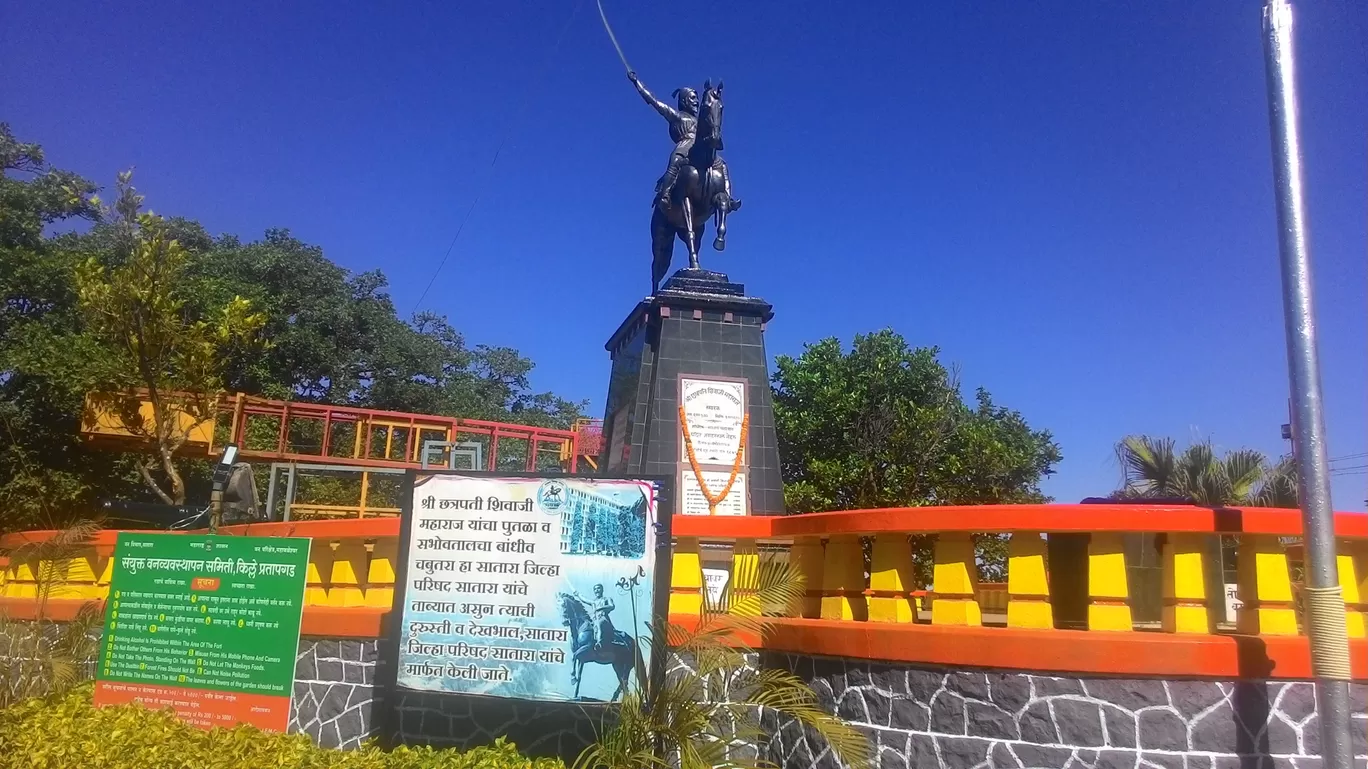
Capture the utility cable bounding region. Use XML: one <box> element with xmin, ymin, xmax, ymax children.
<box><xmin>410</xmin><ymin>0</ymin><xmax>587</xmax><ymax>314</ymax></box>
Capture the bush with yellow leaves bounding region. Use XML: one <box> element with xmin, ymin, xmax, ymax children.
<box><xmin>0</xmin><ymin>684</ymin><xmax>565</xmax><ymax>769</ymax></box>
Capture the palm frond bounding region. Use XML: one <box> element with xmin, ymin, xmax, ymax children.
<box><xmin>579</xmin><ymin>558</ymin><xmax>870</xmax><ymax>769</ymax></box>
<box><xmin>1117</xmin><ymin>435</ymin><xmax>1177</xmax><ymax>496</ymax></box>
<box><xmin>1222</xmin><ymin>449</ymin><xmax>1269</xmax><ymax>503</ymax></box>
<box><xmin>1256</xmin><ymin>457</ymin><xmax>1299</xmax><ymax>508</ymax></box>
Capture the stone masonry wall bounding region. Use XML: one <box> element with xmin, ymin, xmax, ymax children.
<box><xmin>764</xmin><ymin>653</ymin><xmax>1368</xmax><ymax>769</ymax></box>
<box><xmin>287</xmin><ymin>637</ymin><xmax>598</xmax><ymax>757</ymax></box>
<box><xmin>290</xmin><ymin>638</ymin><xmax>382</xmax><ymax>749</ymax></box>
<box><xmin>286</xmin><ymin>639</ymin><xmax>1368</xmax><ymax>768</ymax></box>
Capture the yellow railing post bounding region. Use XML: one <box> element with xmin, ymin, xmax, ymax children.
<box><xmin>729</xmin><ymin>538</ymin><xmax>760</xmax><ymax>616</ymax></box>
<box><xmin>931</xmin><ymin>532</ymin><xmax>981</xmax><ymax>626</ymax></box>
<box><xmin>1236</xmin><ymin>534</ymin><xmax>1298</xmax><ymax>635</ymax></box>
<box><xmin>869</xmin><ymin>533</ymin><xmax>915</xmax><ymax>623</ymax></box>
<box><xmin>1337</xmin><ymin>539</ymin><xmax>1365</xmax><ymax>639</ymax></box>
<box><xmin>1162</xmin><ymin>533</ymin><xmax>1213</xmax><ymax>634</ymax></box>
<box><xmin>364</xmin><ymin>538</ymin><xmax>397</xmax><ymax>609</ymax></box>
<box><xmin>326</xmin><ymin>539</ymin><xmax>367</xmax><ymax>607</ymax></box>
<box><xmin>1007</xmin><ymin>532</ymin><xmax>1052</xmax><ymax>629</ymax></box>
<box><xmin>305</xmin><ymin>540</ymin><xmax>333</xmax><ymax>606</ymax></box>
<box><xmin>4</xmin><ymin>555</ymin><xmax>37</xmax><ymax>599</ymax></box>
<box><xmin>669</xmin><ymin>536</ymin><xmax>704</xmax><ymax>617</ymax></box>
<box><xmin>42</xmin><ymin>548</ymin><xmax>100</xmax><ymax>600</ymax></box>
<box><xmin>789</xmin><ymin>536</ymin><xmax>825</xmax><ymax>619</ymax></box>
<box><xmin>1087</xmin><ymin>532</ymin><xmax>1132</xmax><ymax>631</ymax></box>
<box><xmin>819</xmin><ymin>535</ymin><xmax>867</xmax><ymax>621</ymax></box>
<box><xmin>95</xmin><ymin>553</ymin><xmax>115</xmax><ymax>600</ymax></box>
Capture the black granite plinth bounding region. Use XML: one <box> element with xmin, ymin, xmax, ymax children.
<box><xmin>598</xmin><ymin>269</ymin><xmax>784</xmax><ymax>516</ymax></box>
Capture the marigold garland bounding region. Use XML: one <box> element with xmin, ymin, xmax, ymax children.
<box><xmin>679</xmin><ymin>405</ymin><xmax>749</xmax><ymax>515</ymax></box>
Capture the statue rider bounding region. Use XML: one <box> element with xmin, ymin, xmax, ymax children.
<box><xmin>629</xmin><ymin>71</ymin><xmax>741</xmax><ymax>213</ymax></box>
<box><xmin>576</xmin><ymin>584</ymin><xmax>616</xmax><ymax>651</ymax></box>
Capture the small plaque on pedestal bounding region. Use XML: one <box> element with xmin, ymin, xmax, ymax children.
<box><xmin>680</xmin><ymin>470</ymin><xmax>747</xmax><ymax>516</ymax></box>
<box><xmin>597</xmin><ymin>267</ymin><xmax>785</xmax><ymax>516</ymax></box>
<box><xmin>679</xmin><ymin>377</ymin><xmax>746</xmax><ymax>465</ymax></box>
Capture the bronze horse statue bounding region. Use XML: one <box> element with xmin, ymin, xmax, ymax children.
<box><xmin>630</xmin><ymin>75</ymin><xmax>740</xmax><ymax>294</ymax></box>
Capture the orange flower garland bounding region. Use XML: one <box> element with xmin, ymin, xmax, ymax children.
<box><xmin>678</xmin><ymin>405</ymin><xmax>749</xmax><ymax>515</ymax></box>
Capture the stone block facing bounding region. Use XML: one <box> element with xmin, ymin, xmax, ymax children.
<box><xmin>285</xmin><ymin>637</ymin><xmax>1368</xmax><ymax>768</ymax></box>
<box><xmin>289</xmin><ymin>638</ymin><xmax>382</xmax><ymax>749</ymax></box>
<box><xmin>762</xmin><ymin>653</ymin><xmax>1368</xmax><ymax>769</ymax></box>
<box><xmin>599</xmin><ymin>270</ymin><xmax>784</xmax><ymax>515</ymax></box>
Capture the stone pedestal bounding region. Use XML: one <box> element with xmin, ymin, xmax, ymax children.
<box><xmin>598</xmin><ymin>269</ymin><xmax>784</xmax><ymax>516</ymax></box>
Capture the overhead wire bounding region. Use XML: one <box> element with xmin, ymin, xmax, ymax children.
<box><xmin>410</xmin><ymin>0</ymin><xmax>588</xmax><ymax>314</ymax></box>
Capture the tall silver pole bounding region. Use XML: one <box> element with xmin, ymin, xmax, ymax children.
<box><xmin>1260</xmin><ymin>3</ymin><xmax>1354</xmax><ymax>768</ymax></box>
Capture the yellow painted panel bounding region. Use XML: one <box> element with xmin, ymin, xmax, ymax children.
<box><xmin>669</xmin><ymin>537</ymin><xmax>704</xmax><ymax>617</ymax></box>
<box><xmin>1007</xmin><ymin>532</ymin><xmax>1052</xmax><ymax>630</ymax></box>
<box><xmin>1088</xmin><ymin>532</ymin><xmax>1131</xmax><ymax>631</ymax></box>
<box><xmin>1337</xmin><ymin>544</ymin><xmax>1364</xmax><ymax>639</ymax></box>
<box><xmin>730</xmin><ymin>539</ymin><xmax>760</xmax><ymax>616</ymax></box>
<box><xmin>1236</xmin><ymin>535</ymin><xmax>1297</xmax><ymax>636</ymax></box>
<box><xmin>869</xmin><ymin>534</ymin><xmax>915</xmax><ymax>623</ymax></box>
<box><xmin>820</xmin><ymin>536</ymin><xmax>867</xmax><ymax>621</ymax></box>
<box><xmin>789</xmin><ymin>537</ymin><xmax>825</xmax><ymax>619</ymax></box>
<box><xmin>82</xmin><ymin>395</ymin><xmax>216</xmax><ymax>447</ymax></box>
<box><xmin>932</xmin><ymin>533</ymin><xmax>980</xmax><ymax>627</ymax></box>
<box><xmin>1162</xmin><ymin>533</ymin><xmax>1212</xmax><ymax>634</ymax></box>
<box><xmin>327</xmin><ymin>540</ymin><xmax>366</xmax><ymax>608</ymax></box>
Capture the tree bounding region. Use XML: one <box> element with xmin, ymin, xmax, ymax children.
<box><xmin>0</xmin><ymin>127</ymin><xmax>583</xmax><ymax>531</ymax></box>
<box><xmin>188</xmin><ymin>229</ymin><xmax>584</xmax><ymax>427</ymax></box>
<box><xmin>1114</xmin><ymin>435</ymin><xmax>1297</xmax><ymax>508</ymax></box>
<box><xmin>0</xmin><ymin>124</ymin><xmax>142</xmax><ymax>531</ymax></box>
<box><xmin>772</xmin><ymin>330</ymin><xmax>1061</xmax><ymax>584</ymax></box>
<box><xmin>772</xmin><ymin>330</ymin><xmax>1062</xmax><ymax>512</ymax></box>
<box><xmin>69</xmin><ymin>174</ymin><xmax>266</xmax><ymax>505</ymax></box>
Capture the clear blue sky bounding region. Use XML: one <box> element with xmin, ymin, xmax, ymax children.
<box><xmin>5</xmin><ymin>1</ymin><xmax>1365</xmax><ymax>508</ymax></box>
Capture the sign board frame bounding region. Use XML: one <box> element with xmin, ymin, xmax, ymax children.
<box><xmin>93</xmin><ymin>531</ymin><xmax>310</xmax><ymax>732</ymax></box>
<box><xmin>384</xmin><ymin>470</ymin><xmax>673</xmax><ymax>720</ymax></box>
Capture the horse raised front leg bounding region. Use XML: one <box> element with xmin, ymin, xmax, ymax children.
<box><xmin>712</xmin><ymin>196</ymin><xmax>729</xmax><ymax>252</ymax></box>
<box><xmin>680</xmin><ymin>196</ymin><xmax>699</xmax><ymax>269</ymax></box>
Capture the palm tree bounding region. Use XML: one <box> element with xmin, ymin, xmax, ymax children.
<box><xmin>1115</xmin><ymin>436</ymin><xmax>1297</xmax><ymax>508</ymax></box>
<box><xmin>574</xmin><ymin>557</ymin><xmax>871</xmax><ymax>769</ymax></box>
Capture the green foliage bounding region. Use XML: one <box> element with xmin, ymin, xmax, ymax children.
<box><xmin>67</xmin><ymin>173</ymin><xmax>267</xmax><ymax>505</ymax></box>
<box><xmin>0</xmin><ymin>127</ymin><xmax>583</xmax><ymax>532</ymax></box>
<box><xmin>1114</xmin><ymin>435</ymin><xmax>1297</xmax><ymax>508</ymax></box>
<box><xmin>1</xmin><ymin>685</ymin><xmax>564</xmax><ymax>769</ymax></box>
<box><xmin>0</xmin><ymin>521</ymin><xmax>102</xmax><ymax>708</ymax></box>
<box><xmin>772</xmin><ymin>330</ymin><xmax>1061</xmax><ymax>513</ymax></box>
<box><xmin>575</xmin><ymin>558</ymin><xmax>870</xmax><ymax>769</ymax></box>
<box><xmin>0</xmin><ymin>124</ymin><xmax>146</xmax><ymax>532</ymax></box>
<box><xmin>188</xmin><ymin>230</ymin><xmax>583</xmax><ymax>424</ymax></box>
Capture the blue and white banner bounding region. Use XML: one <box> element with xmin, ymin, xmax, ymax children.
<box><xmin>397</xmin><ymin>475</ymin><xmax>659</xmax><ymax>703</ymax></box>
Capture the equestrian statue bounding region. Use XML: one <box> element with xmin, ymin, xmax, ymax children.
<box><xmin>628</xmin><ymin>71</ymin><xmax>742</xmax><ymax>294</ymax></box>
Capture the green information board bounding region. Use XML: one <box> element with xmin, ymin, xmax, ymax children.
<box><xmin>93</xmin><ymin>532</ymin><xmax>310</xmax><ymax>731</ymax></box>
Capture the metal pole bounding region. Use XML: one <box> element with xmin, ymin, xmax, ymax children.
<box><xmin>282</xmin><ymin>463</ymin><xmax>298</xmax><ymax>523</ymax></box>
<box><xmin>209</xmin><ymin>489</ymin><xmax>223</xmax><ymax>533</ymax></box>
<box><xmin>1260</xmin><ymin>3</ymin><xmax>1354</xmax><ymax>768</ymax></box>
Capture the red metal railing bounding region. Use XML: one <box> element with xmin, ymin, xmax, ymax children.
<box><xmin>223</xmin><ymin>394</ymin><xmax>579</xmax><ymax>473</ymax></box>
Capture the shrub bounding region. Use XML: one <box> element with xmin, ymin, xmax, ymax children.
<box><xmin>0</xmin><ymin>684</ymin><xmax>565</xmax><ymax>769</ymax></box>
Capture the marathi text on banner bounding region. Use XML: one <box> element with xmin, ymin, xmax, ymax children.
<box><xmin>396</xmin><ymin>475</ymin><xmax>660</xmax><ymax>703</ymax></box>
